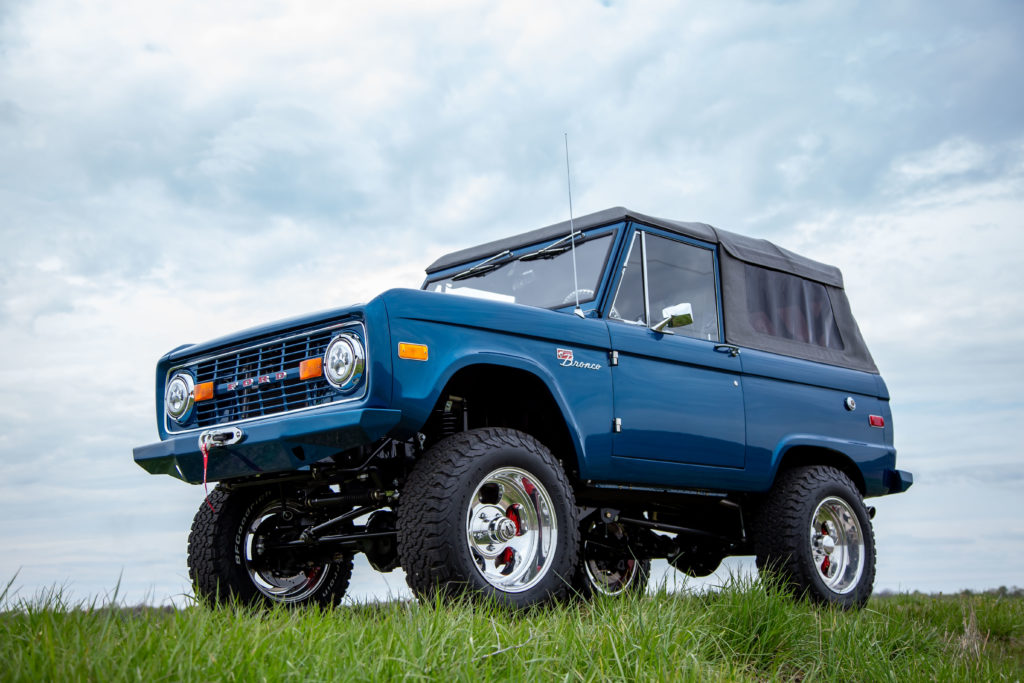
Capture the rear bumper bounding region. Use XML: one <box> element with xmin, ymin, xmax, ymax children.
<box><xmin>884</xmin><ymin>468</ymin><xmax>914</xmax><ymax>494</ymax></box>
<box><xmin>133</xmin><ymin>408</ymin><xmax>403</xmax><ymax>484</ymax></box>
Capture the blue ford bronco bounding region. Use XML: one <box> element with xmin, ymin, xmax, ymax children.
<box><xmin>135</xmin><ymin>207</ymin><xmax>912</xmax><ymax>609</ymax></box>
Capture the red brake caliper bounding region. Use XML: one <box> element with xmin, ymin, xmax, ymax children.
<box><xmin>506</xmin><ymin>505</ymin><xmax>523</xmax><ymax>536</ymax></box>
<box><xmin>496</xmin><ymin>506</ymin><xmax>521</xmax><ymax>575</ymax></box>
<box><xmin>496</xmin><ymin>547</ymin><xmax>516</xmax><ymax>575</ymax></box>
<box><xmin>820</xmin><ymin>523</ymin><xmax>830</xmax><ymax>574</ymax></box>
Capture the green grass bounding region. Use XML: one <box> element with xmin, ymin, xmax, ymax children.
<box><xmin>2</xmin><ymin>577</ymin><xmax>1022</xmax><ymax>681</ymax></box>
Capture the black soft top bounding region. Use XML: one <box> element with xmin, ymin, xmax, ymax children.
<box><xmin>426</xmin><ymin>207</ymin><xmax>875</xmax><ymax>373</ymax></box>
<box><xmin>425</xmin><ymin>207</ymin><xmax>842</xmax><ymax>288</ymax></box>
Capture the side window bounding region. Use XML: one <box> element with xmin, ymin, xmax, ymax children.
<box><xmin>608</xmin><ymin>231</ymin><xmax>720</xmax><ymax>341</ymax></box>
<box><xmin>645</xmin><ymin>234</ymin><xmax>720</xmax><ymax>341</ymax></box>
<box><xmin>609</xmin><ymin>233</ymin><xmax>647</xmax><ymax>325</ymax></box>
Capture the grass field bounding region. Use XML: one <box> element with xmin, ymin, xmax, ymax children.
<box><xmin>2</xmin><ymin>577</ymin><xmax>1021</xmax><ymax>681</ymax></box>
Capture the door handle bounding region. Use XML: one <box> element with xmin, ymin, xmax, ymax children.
<box><xmin>714</xmin><ymin>344</ymin><xmax>740</xmax><ymax>358</ymax></box>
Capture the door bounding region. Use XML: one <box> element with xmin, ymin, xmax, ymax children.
<box><xmin>608</xmin><ymin>230</ymin><xmax>746</xmax><ymax>468</ymax></box>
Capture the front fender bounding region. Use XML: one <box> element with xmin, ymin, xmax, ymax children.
<box><xmin>381</xmin><ymin>290</ymin><xmax>614</xmax><ymax>478</ymax></box>
<box><xmin>400</xmin><ymin>350</ymin><xmax>589</xmax><ymax>461</ymax></box>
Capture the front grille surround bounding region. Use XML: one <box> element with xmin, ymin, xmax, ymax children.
<box><xmin>164</xmin><ymin>321</ymin><xmax>367</xmax><ymax>434</ymax></box>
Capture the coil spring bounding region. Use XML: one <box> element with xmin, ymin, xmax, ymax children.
<box><xmin>440</xmin><ymin>408</ymin><xmax>459</xmax><ymax>437</ymax></box>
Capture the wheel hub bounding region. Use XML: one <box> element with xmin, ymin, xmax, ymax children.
<box><xmin>469</xmin><ymin>505</ymin><xmax>519</xmax><ymax>554</ymax></box>
<box><xmin>492</xmin><ymin>517</ymin><xmax>518</xmax><ymax>543</ymax></box>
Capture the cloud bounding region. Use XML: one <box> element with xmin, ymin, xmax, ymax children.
<box><xmin>890</xmin><ymin>138</ymin><xmax>991</xmax><ymax>182</ymax></box>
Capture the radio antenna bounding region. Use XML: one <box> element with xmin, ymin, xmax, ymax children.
<box><xmin>564</xmin><ymin>133</ymin><xmax>585</xmax><ymax>318</ymax></box>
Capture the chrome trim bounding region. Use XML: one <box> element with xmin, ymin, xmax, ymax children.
<box><xmin>163</xmin><ymin>320</ymin><xmax>367</xmax><ymax>435</ymax></box>
<box><xmin>640</xmin><ymin>231</ymin><xmax>651</xmax><ymax>326</ymax></box>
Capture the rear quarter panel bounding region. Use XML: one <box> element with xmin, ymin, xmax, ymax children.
<box><xmin>740</xmin><ymin>349</ymin><xmax>896</xmax><ymax>496</ymax></box>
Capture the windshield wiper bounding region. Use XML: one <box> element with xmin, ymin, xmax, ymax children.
<box><xmin>517</xmin><ymin>231</ymin><xmax>584</xmax><ymax>261</ymax></box>
<box><xmin>450</xmin><ymin>250</ymin><xmax>514</xmax><ymax>281</ymax></box>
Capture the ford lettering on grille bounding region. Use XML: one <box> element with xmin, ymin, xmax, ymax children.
<box><xmin>224</xmin><ymin>371</ymin><xmax>290</xmax><ymax>393</ymax></box>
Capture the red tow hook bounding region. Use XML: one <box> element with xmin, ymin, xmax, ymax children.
<box><xmin>197</xmin><ymin>427</ymin><xmax>244</xmax><ymax>513</ymax></box>
<box><xmin>199</xmin><ymin>439</ymin><xmax>215</xmax><ymax>513</ymax></box>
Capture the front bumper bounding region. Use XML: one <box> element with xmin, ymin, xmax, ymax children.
<box><xmin>133</xmin><ymin>408</ymin><xmax>402</xmax><ymax>484</ymax></box>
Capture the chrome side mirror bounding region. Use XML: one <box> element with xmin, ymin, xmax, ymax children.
<box><xmin>652</xmin><ymin>303</ymin><xmax>693</xmax><ymax>333</ymax></box>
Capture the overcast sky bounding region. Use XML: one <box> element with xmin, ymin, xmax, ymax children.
<box><xmin>2</xmin><ymin>0</ymin><xmax>1022</xmax><ymax>606</ymax></box>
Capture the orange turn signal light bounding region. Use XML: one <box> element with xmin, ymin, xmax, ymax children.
<box><xmin>300</xmin><ymin>357</ymin><xmax>323</xmax><ymax>380</ymax></box>
<box><xmin>194</xmin><ymin>381</ymin><xmax>214</xmax><ymax>402</ymax></box>
<box><xmin>398</xmin><ymin>342</ymin><xmax>429</xmax><ymax>361</ymax></box>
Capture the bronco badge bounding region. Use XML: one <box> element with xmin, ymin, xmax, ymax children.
<box><xmin>556</xmin><ymin>347</ymin><xmax>601</xmax><ymax>371</ymax></box>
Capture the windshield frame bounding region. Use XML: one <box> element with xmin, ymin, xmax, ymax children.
<box><xmin>421</xmin><ymin>223</ymin><xmax>625</xmax><ymax>314</ymax></box>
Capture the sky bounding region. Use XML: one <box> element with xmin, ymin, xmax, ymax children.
<box><xmin>1</xmin><ymin>0</ymin><xmax>1023</xmax><ymax>606</ymax></box>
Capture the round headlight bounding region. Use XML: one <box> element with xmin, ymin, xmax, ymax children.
<box><xmin>165</xmin><ymin>372</ymin><xmax>195</xmax><ymax>422</ymax></box>
<box><xmin>324</xmin><ymin>333</ymin><xmax>365</xmax><ymax>391</ymax></box>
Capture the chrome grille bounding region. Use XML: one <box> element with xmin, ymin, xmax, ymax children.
<box><xmin>185</xmin><ymin>325</ymin><xmax>355</xmax><ymax>429</ymax></box>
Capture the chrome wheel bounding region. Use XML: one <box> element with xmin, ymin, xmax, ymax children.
<box><xmin>809</xmin><ymin>495</ymin><xmax>865</xmax><ymax>595</ymax></box>
<box><xmin>465</xmin><ymin>467</ymin><xmax>558</xmax><ymax>593</ymax></box>
<box><xmin>585</xmin><ymin>558</ymin><xmax>642</xmax><ymax>595</ymax></box>
<box><xmin>582</xmin><ymin>523</ymin><xmax>645</xmax><ymax>596</ymax></box>
<box><xmin>245</xmin><ymin>501</ymin><xmax>331</xmax><ymax>604</ymax></box>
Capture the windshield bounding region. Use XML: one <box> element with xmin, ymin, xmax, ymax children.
<box><xmin>425</xmin><ymin>232</ymin><xmax>615</xmax><ymax>309</ymax></box>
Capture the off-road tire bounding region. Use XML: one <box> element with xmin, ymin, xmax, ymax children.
<box><xmin>187</xmin><ymin>486</ymin><xmax>353</xmax><ymax>607</ymax></box>
<box><xmin>396</xmin><ymin>427</ymin><xmax>579</xmax><ymax>607</ymax></box>
<box><xmin>753</xmin><ymin>465</ymin><xmax>876</xmax><ymax>609</ymax></box>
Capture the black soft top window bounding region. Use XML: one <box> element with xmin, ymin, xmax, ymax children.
<box><xmin>742</xmin><ymin>265</ymin><xmax>843</xmax><ymax>350</ymax></box>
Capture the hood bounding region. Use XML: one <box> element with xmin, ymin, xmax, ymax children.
<box><xmin>164</xmin><ymin>302</ymin><xmax>368</xmax><ymax>363</ymax></box>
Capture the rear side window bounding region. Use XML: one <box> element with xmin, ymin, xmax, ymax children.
<box><xmin>743</xmin><ymin>265</ymin><xmax>844</xmax><ymax>350</ymax></box>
